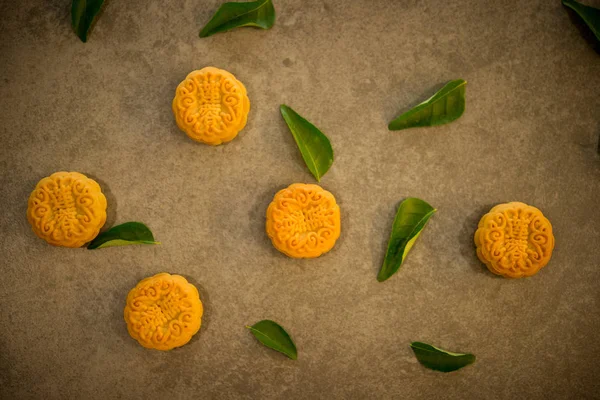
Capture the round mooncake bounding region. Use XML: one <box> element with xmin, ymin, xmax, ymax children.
<box><xmin>26</xmin><ymin>171</ymin><xmax>107</xmax><ymax>248</ymax></box>
<box><xmin>124</xmin><ymin>273</ymin><xmax>203</xmax><ymax>351</ymax></box>
<box><xmin>266</xmin><ymin>183</ymin><xmax>341</xmax><ymax>258</ymax></box>
<box><xmin>474</xmin><ymin>202</ymin><xmax>555</xmax><ymax>278</ymax></box>
<box><xmin>172</xmin><ymin>67</ymin><xmax>250</xmax><ymax>145</ymax></box>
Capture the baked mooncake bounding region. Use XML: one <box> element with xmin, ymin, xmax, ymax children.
<box><xmin>266</xmin><ymin>183</ymin><xmax>341</xmax><ymax>258</ymax></box>
<box><xmin>474</xmin><ymin>202</ymin><xmax>554</xmax><ymax>278</ymax></box>
<box><xmin>26</xmin><ymin>171</ymin><xmax>107</xmax><ymax>248</ymax></box>
<box><xmin>124</xmin><ymin>273</ymin><xmax>203</xmax><ymax>350</ymax></box>
<box><xmin>172</xmin><ymin>67</ymin><xmax>250</xmax><ymax>145</ymax></box>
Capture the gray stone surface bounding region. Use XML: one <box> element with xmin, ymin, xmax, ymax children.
<box><xmin>1</xmin><ymin>0</ymin><xmax>600</xmax><ymax>398</ymax></box>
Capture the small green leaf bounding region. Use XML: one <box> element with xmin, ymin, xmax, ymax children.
<box><xmin>280</xmin><ymin>104</ymin><xmax>334</xmax><ymax>182</ymax></box>
<box><xmin>410</xmin><ymin>342</ymin><xmax>475</xmax><ymax>373</ymax></box>
<box><xmin>246</xmin><ymin>320</ymin><xmax>297</xmax><ymax>360</ymax></box>
<box><xmin>71</xmin><ymin>0</ymin><xmax>105</xmax><ymax>43</ymax></box>
<box><xmin>378</xmin><ymin>198</ymin><xmax>436</xmax><ymax>282</ymax></box>
<box><xmin>562</xmin><ymin>0</ymin><xmax>600</xmax><ymax>42</ymax></box>
<box><xmin>388</xmin><ymin>79</ymin><xmax>467</xmax><ymax>131</ymax></box>
<box><xmin>87</xmin><ymin>222</ymin><xmax>159</xmax><ymax>249</ymax></box>
<box><xmin>199</xmin><ymin>0</ymin><xmax>275</xmax><ymax>38</ymax></box>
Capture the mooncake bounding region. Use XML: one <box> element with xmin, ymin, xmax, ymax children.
<box><xmin>124</xmin><ymin>273</ymin><xmax>203</xmax><ymax>351</ymax></box>
<box><xmin>172</xmin><ymin>67</ymin><xmax>250</xmax><ymax>145</ymax></box>
<box><xmin>474</xmin><ymin>202</ymin><xmax>554</xmax><ymax>278</ymax></box>
<box><xmin>26</xmin><ymin>171</ymin><xmax>107</xmax><ymax>248</ymax></box>
<box><xmin>266</xmin><ymin>183</ymin><xmax>341</xmax><ymax>258</ymax></box>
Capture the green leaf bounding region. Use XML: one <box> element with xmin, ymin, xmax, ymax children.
<box><xmin>71</xmin><ymin>0</ymin><xmax>105</xmax><ymax>43</ymax></box>
<box><xmin>280</xmin><ymin>104</ymin><xmax>334</xmax><ymax>182</ymax></box>
<box><xmin>378</xmin><ymin>198</ymin><xmax>436</xmax><ymax>282</ymax></box>
<box><xmin>562</xmin><ymin>0</ymin><xmax>600</xmax><ymax>42</ymax></box>
<box><xmin>87</xmin><ymin>222</ymin><xmax>160</xmax><ymax>249</ymax></box>
<box><xmin>388</xmin><ymin>79</ymin><xmax>467</xmax><ymax>131</ymax></box>
<box><xmin>199</xmin><ymin>0</ymin><xmax>275</xmax><ymax>38</ymax></box>
<box><xmin>246</xmin><ymin>320</ymin><xmax>297</xmax><ymax>360</ymax></box>
<box><xmin>410</xmin><ymin>342</ymin><xmax>475</xmax><ymax>373</ymax></box>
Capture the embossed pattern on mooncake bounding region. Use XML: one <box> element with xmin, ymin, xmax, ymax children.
<box><xmin>266</xmin><ymin>183</ymin><xmax>341</xmax><ymax>259</ymax></box>
<box><xmin>124</xmin><ymin>273</ymin><xmax>203</xmax><ymax>351</ymax></box>
<box><xmin>26</xmin><ymin>171</ymin><xmax>107</xmax><ymax>248</ymax></box>
<box><xmin>172</xmin><ymin>67</ymin><xmax>250</xmax><ymax>145</ymax></box>
<box><xmin>474</xmin><ymin>202</ymin><xmax>554</xmax><ymax>278</ymax></box>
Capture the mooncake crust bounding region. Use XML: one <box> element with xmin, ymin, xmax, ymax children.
<box><xmin>172</xmin><ymin>67</ymin><xmax>250</xmax><ymax>145</ymax></box>
<box><xmin>124</xmin><ymin>273</ymin><xmax>203</xmax><ymax>351</ymax></box>
<box><xmin>474</xmin><ymin>202</ymin><xmax>554</xmax><ymax>278</ymax></box>
<box><xmin>266</xmin><ymin>183</ymin><xmax>341</xmax><ymax>258</ymax></box>
<box><xmin>26</xmin><ymin>171</ymin><xmax>107</xmax><ymax>248</ymax></box>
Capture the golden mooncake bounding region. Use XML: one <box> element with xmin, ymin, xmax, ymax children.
<box><xmin>474</xmin><ymin>202</ymin><xmax>554</xmax><ymax>278</ymax></box>
<box><xmin>172</xmin><ymin>67</ymin><xmax>250</xmax><ymax>145</ymax></box>
<box><xmin>266</xmin><ymin>183</ymin><xmax>341</xmax><ymax>258</ymax></box>
<box><xmin>26</xmin><ymin>171</ymin><xmax>107</xmax><ymax>248</ymax></box>
<box><xmin>124</xmin><ymin>273</ymin><xmax>203</xmax><ymax>351</ymax></box>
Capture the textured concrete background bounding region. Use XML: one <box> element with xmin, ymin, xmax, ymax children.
<box><xmin>1</xmin><ymin>0</ymin><xmax>600</xmax><ymax>399</ymax></box>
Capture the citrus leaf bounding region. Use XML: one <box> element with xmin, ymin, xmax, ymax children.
<box><xmin>71</xmin><ymin>0</ymin><xmax>105</xmax><ymax>43</ymax></box>
<box><xmin>410</xmin><ymin>342</ymin><xmax>475</xmax><ymax>373</ymax></box>
<box><xmin>378</xmin><ymin>198</ymin><xmax>436</xmax><ymax>282</ymax></box>
<box><xmin>563</xmin><ymin>0</ymin><xmax>600</xmax><ymax>42</ymax></box>
<box><xmin>280</xmin><ymin>104</ymin><xmax>334</xmax><ymax>182</ymax></box>
<box><xmin>246</xmin><ymin>320</ymin><xmax>297</xmax><ymax>360</ymax></box>
<box><xmin>199</xmin><ymin>0</ymin><xmax>275</xmax><ymax>38</ymax></box>
<box><xmin>388</xmin><ymin>79</ymin><xmax>466</xmax><ymax>130</ymax></box>
<box><xmin>87</xmin><ymin>222</ymin><xmax>159</xmax><ymax>249</ymax></box>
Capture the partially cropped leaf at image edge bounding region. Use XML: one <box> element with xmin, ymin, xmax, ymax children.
<box><xmin>200</xmin><ymin>0</ymin><xmax>276</xmax><ymax>38</ymax></box>
<box><xmin>71</xmin><ymin>0</ymin><xmax>105</xmax><ymax>42</ymax></box>
<box><xmin>562</xmin><ymin>0</ymin><xmax>600</xmax><ymax>42</ymax></box>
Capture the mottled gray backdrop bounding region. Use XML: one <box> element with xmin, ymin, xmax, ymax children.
<box><xmin>1</xmin><ymin>0</ymin><xmax>599</xmax><ymax>399</ymax></box>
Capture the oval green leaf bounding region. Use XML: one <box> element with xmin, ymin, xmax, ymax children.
<box><xmin>410</xmin><ymin>342</ymin><xmax>475</xmax><ymax>373</ymax></box>
<box><xmin>246</xmin><ymin>320</ymin><xmax>297</xmax><ymax>360</ymax></box>
<box><xmin>563</xmin><ymin>0</ymin><xmax>600</xmax><ymax>42</ymax></box>
<box><xmin>199</xmin><ymin>0</ymin><xmax>275</xmax><ymax>38</ymax></box>
<box><xmin>280</xmin><ymin>104</ymin><xmax>334</xmax><ymax>182</ymax></box>
<box><xmin>378</xmin><ymin>198</ymin><xmax>436</xmax><ymax>282</ymax></box>
<box><xmin>388</xmin><ymin>79</ymin><xmax>467</xmax><ymax>131</ymax></box>
<box><xmin>71</xmin><ymin>0</ymin><xmax>105</xmax><ymax>43</ymax></box>
<box><xmin>87</xmin><ymin>222</ymin><xmax>159</xmax><ymax>249</ymax></box>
